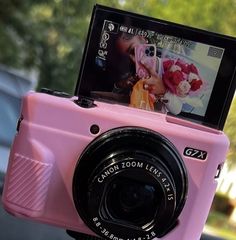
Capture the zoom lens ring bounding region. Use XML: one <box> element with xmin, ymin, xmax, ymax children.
<box><xmin>73</xmin><ymin>127</ymin><xmax>188</xmax><ymax>239</ymax></box>
<box><xmin>88</xmin><ymin>158</ymin><xmax>176</xmax><ymax>232</ymax></box>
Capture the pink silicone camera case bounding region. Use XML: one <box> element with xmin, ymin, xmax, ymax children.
<box><xmin>2</xmin><ymin>91</ymin><xmax>229</xmax><ymax>240</ymax></box>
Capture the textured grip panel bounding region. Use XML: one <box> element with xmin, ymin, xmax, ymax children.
<box><xmin>6</xmin><ymin>153</ymin><xmax>53</xmax><ymax>212</ymax></box>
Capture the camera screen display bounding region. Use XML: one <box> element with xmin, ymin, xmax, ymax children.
<box><xmin>76</xmin><ymin>5</ymin><xmax>236</xmax><ymax>130</ymax></box>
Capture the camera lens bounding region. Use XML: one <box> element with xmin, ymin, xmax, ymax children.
<box><xmin>145</xmin><ymin>48</ymin><xmax>150</xmax><ymax>56</ymax></box>
<box><xmin>145</xmin><ymin>46</ymin><xmax>155</xmax><ymax>57</ymax></box>
<box><xmin>149</xmin><ymin>46</ymin><xmax>155</xmax><ymax>52</ymax></box>
<box><xmin>73</xmin><ymin>127</ymin><xmax>188</xmax><ymax>240</ymax></box>
<box><xmin>106</xmin><ymin>177</ymin><xmax>159</xmax><ymax>226</ymax></box>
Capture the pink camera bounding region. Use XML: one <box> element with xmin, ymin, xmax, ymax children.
<box><xmin>2</xmin><ymin>91</ymin><xmax>229</xmax><ymax>240</ymax></box>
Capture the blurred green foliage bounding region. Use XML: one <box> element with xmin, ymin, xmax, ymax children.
<box><xmin>224</xmin><ymin>99</ymin><xmax>236</xmax><ymax>168</ymax></box>
<box><xmin>1</xmin><ymin>0</ymin><xmax>236</xmax><ymax>93</ymax></box>
<box><xmin>211</xmin><ymin>193</ymin><xmax>233</xmax><ymax>215</ymax></box>
<box><xmin>1</xmin><ymin>0</ymin><xmax>236</xmax><ymax>165</ymax></box>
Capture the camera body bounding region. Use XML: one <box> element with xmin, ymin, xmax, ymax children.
<box><xmin>2</xmin><ymin>91</ymin><xmax>229</xmax><ymax>240</ymax></box>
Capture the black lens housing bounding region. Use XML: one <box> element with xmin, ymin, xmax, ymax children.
<box><xmin>73</xmin><ymin>127</ymin><xmax>188</xmax><ymax>240</ymax></box>
<box><xmin>145</xmin><ymin>46</ymin><xmax>155</xmax><ymax>57</ymax></box>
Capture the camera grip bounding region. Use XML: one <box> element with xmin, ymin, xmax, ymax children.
<box><xmin>4</xmin><ymin>153</ymin><xmax>53</xmax><ymax>217</ymax></box>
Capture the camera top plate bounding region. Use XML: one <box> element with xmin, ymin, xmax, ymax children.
<box><xmin>76</xmin><ymin>4</ymin><xmax>236</xmax><ymax>130</ymax></box>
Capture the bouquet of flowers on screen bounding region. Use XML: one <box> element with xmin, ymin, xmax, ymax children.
<box><xmin>160</xmin><ymin>50</ymin><xmax>206</xmax><ymax>115</ymax></box>
<box><xmin>130</xmin><ymin>46</ymin><xmax>213</xmax><ymax>117</ymax></box>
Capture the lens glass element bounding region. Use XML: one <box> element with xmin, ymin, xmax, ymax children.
<box><xmin>106</xmin><ymin>177</ymin><xmax>159</xmax><ymax>226</ymax></box>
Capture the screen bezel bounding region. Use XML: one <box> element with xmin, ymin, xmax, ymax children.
<box><xmin>75</xmin><ymin>4</ymin><xmax>236</xmax><ymax>130</ymax></box>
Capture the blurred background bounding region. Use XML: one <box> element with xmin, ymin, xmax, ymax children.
<box><xmin>1</xmin><ymin>0</ymin><xmax>236</xmax><ymax>239</ymax></box>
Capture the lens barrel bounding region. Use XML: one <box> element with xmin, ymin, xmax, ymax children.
<box><xmin>73</xmin><ymin>127</ymin><xmax>188</xmax><ymax>240</ymax></box>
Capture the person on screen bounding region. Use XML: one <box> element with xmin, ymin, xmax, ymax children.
<box><xmin>114</xmin><ymin>33</ymin><xmax>165</xmax><ymax>96</ymax></box>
